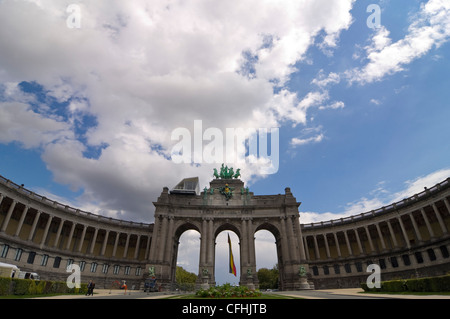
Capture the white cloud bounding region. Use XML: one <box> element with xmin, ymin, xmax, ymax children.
<box><xmin>300</xmin><ymin>168</ymin><xmax>450</xmax><ymax>225</ymax></box>
<box><xmin>347</xmin><ymin>0</ymin><xmax>450</xmax><ymax>84</ymax></box>
<box><xmin>291</xmin><ymin>134</ymin><xmax>324</xmax><ymax>147</ymax></box>
<box><xmin>0</xmin><ymin>0</ymin><xmax>357</xmax><ymax>222</ymax></box>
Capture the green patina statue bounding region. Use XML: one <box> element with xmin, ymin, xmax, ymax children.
<box><xmin>214</xmin><ymin>164</ymin><xmax>241</xmax><ymax>179</ymax></box>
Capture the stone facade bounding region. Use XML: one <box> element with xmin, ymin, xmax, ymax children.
<box><xmin>147</xmin><ymin>178</ymin><xmax>310</xmax><ymax>291</ymax></box>
<box><xmin>0</xmin><ymin>173</ymin><xmax>449</xmax><ymax>290</ymax></box>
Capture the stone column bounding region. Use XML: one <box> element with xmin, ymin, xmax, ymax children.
<box><xmin>199</xmin><ymin>218</ymin><xmax>208</xmax><ymax>267</ymax></box>
<box><xmin>158</xmin><ymin>216</ymin><xmax>168</xmax><ymax>261</ymax></box>
<box><xmin>65</xmin><ymin>222</ymin><xmax>76</xmax><ymax>251</ymax></box>
<box><xmin>323</xmin><ymin>234</ymin><xmax>331</xmax><ymax>259</ymax></box>
<box><xmin>101</xmin><ymin>230</ymin><xmax>110</xmax><ymax>256</ymax></box>
<box><xmin>280</xmin><ymin>217</ymin><xmax>291</xmax><ymax>262</ymax></box>
<box><xmin>387</xmin><ymin>220</ymin><xmax>398</xmax><ymax>248</ymax></box>
<box><xmin>164</xmin><ymin>216</ymin><xmax>175</xmax><ymax>262</ymax></box>
<box><xmin>409</xmin><ymin>213</ymin><xmax>423</xmax><ymax>243</ymax></box>
<box><xmin>14</xmin><ymin>205</ymin><xmax>29</xmax><ymax>237</ymax></box>
<box><xmin>287</xmin><ymin>217</ymin><xmax>299</xmax><ymax>261</ymax></box>
<box><xmin>444</xmin><ymin>198</ymin><xmax>450</xmax><ymax>216</ymax></box>
<box><xmin>134</xmin><ymin>235</ymin><xmax>142</xmax><ymax>259</ymax></box>
<box><xmin>240</xmin><ymin>218</ymin><xmax>248</xmax><ymax>267</ymax></box>
<box><xmin>40</xmin><ymin>215</ymin><xmax>53</xmax><ymax>248</ymax></box>
<box><xmin>333</xmin><ymin>232</ymin><xmax>342</xmax><ymax>258</ymax></box>
<box><xmin>354</xmin><ymin>229</ymin><xmax>364</xmax><ymax>255</ymax></box>
<box><xmin>207</xmin><ymin>219</ymin><xmax>214</xmax><ymax>265</ymax></box>
<box><xmin>294</xmin><ymin>220</ymin><xmax>307</xmax><ymax>261</ymax></box>
<box><xmin>1</xmin><ymin>200</ymin><xmax>16</xmax><ymax>232</ymax></box>
<box><xmin>432</xmin><ymin>203</ymin><xmax>448</xmax><ymax>234</ymax></box>
<box><xmin>397</xmin><ymin>216</ymin><xmax>410</xmax><ymax>249</ymax></box>
<box><xmin>53</xmin><ymin>219</ymin><xmax>65</xmax><ymax>248</ymax></box>
<box><xmin>247</xmin><ymin>218</ymin><xmax>256</xmax><ymax>269</ymax></box>
<box><xmin>312</xmin><ymin>234</ymin><xmax>320</xmax><ymax>260</ymax></box>
<box><xmin>420</xmin><ymin>208</ymin><xmax>435</xmax><ymax>238</ymax></box>
<box><xmin>112</xmin><ymin>232</ymin><xmax>120</xmax><ymax>257</ymax></box>
<box><xmin>123</xmin><ymin>233</ymin><xmax>131</xmax><ymax>258</ymax></box>
<box><xmin>144</xmin><ymin>236</ymin><xmax>151</xmax><ymax>260</ymax></box>
<box><xmin>303</xmin><ymin>237</ymin><xmax>310</xmax><ymax>260</ymax></box>
<box><xmin>364</xmin><ymin>226</ymin><xmax>375</xmax><ymax>253</ymax></box>
<box><xmin>77</xmin><ymin>225</ymin><xmax>87</xmax><ymax>252</ymax></box>
<box><xmin>89</xmin><ymin>227</ymin><xmax>99</xmax><ymax>254</ymax></box>
<box><xmin>344</xmin><ymin>230</ymin><xmax>353</xmax><ymax>256</ymax></box>
<box><xmin>28</xmin><ymin>211</ymin><xmax>41</xmax><ymax>241</ymax></box>
<box><xmin>375</xmin><ymin>223</ymin><xmax>387</xmax><ymax>251</ymax></box>
<box><xmin>149</xmin><ymin>216</ymin><xmax>160</xmax><ymax>261</ymax></box>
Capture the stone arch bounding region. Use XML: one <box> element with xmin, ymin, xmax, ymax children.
<box><xmin>147</xmin><ymin>177</ymin><xmax>310</xmax><ymax>290</ymax></box>
<box><xmin>214</xmin><ymin>221</ymin><xmax>241</xmax><ymax>239</ymax></box>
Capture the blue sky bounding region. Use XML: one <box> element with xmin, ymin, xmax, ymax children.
<box><xmin>1</xmin><ymin>0</ymin><xmax>450</xmax><ymax>285</ymax></box>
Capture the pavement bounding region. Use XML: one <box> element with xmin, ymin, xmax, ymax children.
<box><xmin>28</xmin><ymin>288</ymin><xmax>450</xmax><ymax>299</ymax></box>
<box><xmin>272</xmin><ymin>288</ymin><xmax>450</xmax><ymax>299</ymax></box>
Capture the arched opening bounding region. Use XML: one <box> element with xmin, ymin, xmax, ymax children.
<box><xmin>214</xmin><ymin>227</ymin><xmax>240</xmax><ymax>286</ymax></box>
<box><xmin>173</xmin><ymin>224</ymin><xmax>200</xmax><ymax>290</ymax></box>
<box><xmin>255</xmin><ymin>229</ymin><xmax>278</xmax><ymax>290</ymax></box>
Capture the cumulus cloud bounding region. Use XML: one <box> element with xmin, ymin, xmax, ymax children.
<box><xmin>347</xmin><ymin>0</ymin><xmax>450</xmax><ymax>84</ymax></box>
<box><xmin>300</xmin><ymin>168</ymin><xmax>450</xmax><ymax>225</ymax></box>
<box><xmin>0</xmin><ymin>0</ymin><xmax>357</xmax><ymax>222</ymax></box>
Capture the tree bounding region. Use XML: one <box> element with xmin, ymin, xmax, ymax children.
<box><xmin>175</xmin><ymin>266</ymin><xmax>197</xmax><ymax>291</ymax></box>
<box><xmin>257</xmin><ymin>265</ymin><xmax>279</xmax><ymax>290</ymax></box>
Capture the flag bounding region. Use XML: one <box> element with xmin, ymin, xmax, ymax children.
<box><xmin>228</xmin><ymin>233</ymin><xmax>237</xmax><ymax>276</ymax></box>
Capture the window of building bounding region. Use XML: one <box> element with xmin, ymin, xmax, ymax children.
<box><xmin>27</xmin><ymin>252</ymin><xmax>36</xmax><ymax>264</ymax></box>
<box><xmin>80</xmin><ymin>261</ymin><xmax>86</xmax><ymax>271</ymax></box>
<box><xmin>67</xmin><ymin>259</ymin><xmax>74</xmax><ymax>267</ymax></box>
<box><xmin>344</xmin><ymin>263</ymin><xmax>352</xmax><ymax>273</ymax></box>
<box><xmin>113</xmin><ymin>265</ymin><xmax>120</xmax><ymax>275</ymax></box>
<box><xmin>355</xmin><ymin>262</ymin><xmax>363</xmax><ymax>272</ymax></box>
<box><xmin>312</xmin><ymin>266</ymin><xmax>319</xmax><ymax>276</ymax></box>
<box><xmin>41</xmin><ymin>254</ymin><xmax>49</xmax><ymax>266</ymax></box>
<box><xmin>1</xmin><ymin>244</ymin><xmax>9</xmax><ymax>258</ymax></box>
<box><xmin>135</xmin><ymin>267</ymin><xmax>142</xmax><ymax>276</ymax></box>
<box><xmin>427</xmin><ymin>248</ymin><xmax>436</xmax><ymax>261</ymax></box>
<box><xmin>333</xmin><ymin>264</ymin><xmax>340</xmax><ymax>274</ymax></box>
<box><xmin>379</xmin><ymin>258</ymin><xmax>386</xmax><ymax>269</ymax></box>
<box><xmin>414</xmin><ymin>252</ymin><xmax>424</xmax><ymax>264</ymax></box>
<box><xmin>402</xmin><ymin>254</ymin><xmax>411</xmax><ymax>266</ymax></box>
<box><xmin>390</xmin><ymin>256</ymin><xmax>398</xmax><ymax>268</ymax></box>
<box><xmin>125</xmin><ymin>266</ymin><xmax>131</xmax><ymax>275</ymax></box>
<box><xmin>14</xmin><ymin>248</ymin><xmax>23</xmax><ymax>261</ymax></box>
<box><xmin>439</xmin><ymin>245</ymin><xmax>449</xmax><ymax>258</ymax></box>
<box><xmin>102</xmin><ymin>264</ymin><xmax>109</xmax><ymax>274</ymax></box>
<box><xmin>90</xmin><ymin>262</ymin><xmax>98</xmax><ymax>273</ymax></box>
<box><xmin>323</xmin><ymin>265</ymin><xmax>329</xmax><ymax>275</ymax></box>
<box><xmin>53</xmin><ymin>256</ymin><xmax>61</xmax><ymax>268</ymax></box>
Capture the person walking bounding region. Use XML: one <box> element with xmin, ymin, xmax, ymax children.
<box><xmin>86</xmin><ymin>280</ymin><xmax>95</xmax><ymax>296</ymax></box>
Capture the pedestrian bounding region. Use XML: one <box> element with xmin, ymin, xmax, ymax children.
<box><xmin>86</xmin><ymin>280</ymin><xmax>95</xmax><ymax>296</ymax></box>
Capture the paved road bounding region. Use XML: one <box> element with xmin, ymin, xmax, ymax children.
<box><xmin>31</xmin><ymin>288</ymin><xmax>450</xmax><ymax>299</ymax></box>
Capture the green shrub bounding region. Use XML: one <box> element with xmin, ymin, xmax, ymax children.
<box><xmin>0</xmin><ymin>278</ymin><xmax>11</xmax><ymax>296</ymax></box>
<box><xmin>12</xmin><ymin>278</ymin><xmax>32</xmax><ymax>295</ymax></box>
<box><xmin>363</xmin><ymin>275</ymin><xmax>450</xmax><ymax>293</ymax></box>
<box><xmin>195</xmin><ymin>283</ymin><xmax>262</xmax><ymax>298</ymax></box>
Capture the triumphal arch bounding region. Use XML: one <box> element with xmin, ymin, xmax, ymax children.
<box><xmin>146</xmin><ymin>166</ymin><xmax>311</xmax><ymax>290</ymax></box>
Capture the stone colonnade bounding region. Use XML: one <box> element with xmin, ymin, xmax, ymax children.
<box><xmin>302</xmin><ymin>179</ymin><xmax>450</xmax><ymax>288</ymax></box>
<box><xmin>0</xmin><ymin>176</ymin><xmax>151</xmax><ymax>287</ymax></box>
